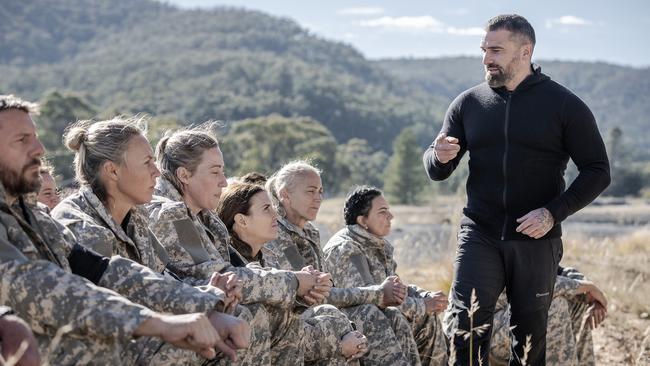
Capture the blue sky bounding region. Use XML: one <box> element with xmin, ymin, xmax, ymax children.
<box><xmin>163</xmin><ymin>0</ymin><xmax>649</xmax><ymax>67</ymax></box>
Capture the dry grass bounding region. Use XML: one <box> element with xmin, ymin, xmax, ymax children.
<box><xmin>315</xmin><ymin>195</ymin><xmax>650</xmax><ymax>365</ymax></box>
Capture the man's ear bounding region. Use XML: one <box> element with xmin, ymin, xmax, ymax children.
<box><xmin>521</xmin><ymin>42</ymin><xmax>532</xmax><ymax>60</ymax></box>
<box><xmin>176</xmin><ymin>166</ymin><xmax>192</xmax><ymax>185</ymax></box>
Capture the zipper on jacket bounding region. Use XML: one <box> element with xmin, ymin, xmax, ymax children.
<box><xmin>500</xmin><ymin>93</ymin><xmax>512</xmax><ymax>240</ymax></box>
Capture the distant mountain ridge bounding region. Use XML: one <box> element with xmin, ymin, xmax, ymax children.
<box><xmin>1</xmin><ymin>0</ymin><xmax>648</xmax><ymax>157</ymax></box>
<box><xmin>375</xmin><ymin>57</ymin><xmax>650</xmax><ymax>158</ymax></box>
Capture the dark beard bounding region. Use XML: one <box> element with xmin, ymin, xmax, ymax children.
<box><xmin>485</xmin><ymin>55</ymin><xmax>519</xmax><ymax>88</ymax></box>
<box><xmin>0</xmin><ymin>158</ymin><xmax>42</xmax><ymax>197</ymax></box>
<box><xmin>485</xmin><ymin>66</ymin><xmax>508</xmax><ymax>87</ymax></box>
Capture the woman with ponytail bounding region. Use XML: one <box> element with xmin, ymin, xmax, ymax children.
<box><xmin>51</xmin><ymin>117</ymin><xmax>253</xmax><ymax>364</ymax></box>
<box><xmin>147</xmin><ymin>125</ymin><xmax>343</xmax><ymax>365</ymax></box>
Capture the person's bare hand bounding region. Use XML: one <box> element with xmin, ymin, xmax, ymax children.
<box><xmin>516</xmin><ymin>207</ymin><xmax>554</xmax><ymax>239</ymax></box>
<box><xmin>208</xmin><ymin>311</ymin><xmax>251</xmax><ymax>361</ymax></box>
<box><xmin>210</xmin><ymin>272</ymin><xmax>242</xmax><ymax>313</ymax></box>
<box><xmin>223</xmin><ymin>272</ymin><xmax>243</xmax><ymax>313</ymax></box>
<box><xmin>135</xmin><ymin>313</ymin><xmax>222</xmax><ymax>360</ymax></box>
<box><xmin>301</xmin><ymin>265</ymin><xmax>315</xmax><ymax>272</ymax></box>
<box><xmin>576</xmin><ymin>280</ymin><xmax>608</xmax><ymax>308</ymax></box>
<box><xmin>307</xmin><ymin>271</ymin><xmax>333</xmax><ymax>305</ymax></box>
<box><xmin>586</xmin><ymin>302</ymin><xmax>607</xmax><ymax>329</ymax></box>
<box><xmin>0</xmin><ymin>314</ymin><xmax>41</xmax><ymax>366</ymax></box>
<box><xmin>295</xmin><ymin>270</ymin><xmax>317</xmax><ymax>300</ymax></box>
<box><xmin>424</xmin><ymin>291</ymin><xmax>448</xmax><ymax>315</ymax></box>
<box><xmin>433</xmin><ymin>133</ymin><xmax>461</xmax><ymax>164</ymax></box>
<box><xmin>380</xmin><ymin>276</ymin><xmax>406</xmax><ymax>307</ymax></box>
<box><xmin>340</xmin><ymin>330</ymin><xmax>368</xmax><ymax>362</ymax></box>
<box><xmin>393</xmin><ymin>277</ymin><xmax>408</xmax><ymax>304</ymax></box>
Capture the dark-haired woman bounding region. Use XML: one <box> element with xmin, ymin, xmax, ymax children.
<box><xmin>265</xmin><ymin>161</ymin><xmax>427</xmax><ymax>366</ymax></box>
<box><xmin>216</xmin><ymin>181</ymin><xmax>370</xmax><ymax>365</ymax></box>
<box><xmin>323</xmin><ymin>186</ymin><xmax>449</xmax><ymax>366</ymax></box>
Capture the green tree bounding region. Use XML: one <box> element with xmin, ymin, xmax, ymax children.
<box><xmin>383</xmin><ymin>128</ymin><xmax>428</xmax><ymax>204</ymax></box>
<box><xmin>37</xmin><ymin>91</ymin><xmax>97</xmax><ymax>183</ymax></box>
<box><xmin>335</xmin><ymin>138</ymin><xmax>387</xmax><ymax>192</ymax></box>
<box><xmin>221</xmin><ymin>114</ymin><xmax>338</xmax><ymax>191</ymax></box>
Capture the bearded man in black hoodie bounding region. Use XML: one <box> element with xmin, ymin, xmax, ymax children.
<box><xmin>423</xmin><ymin>14</ymin><xmax>610</xmax><ymax>366</ymax></box>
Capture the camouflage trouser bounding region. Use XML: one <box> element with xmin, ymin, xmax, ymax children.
<box><xmin>40</xmin><ymin>333</ymin><xmax>201</xmax><ymax>366</ymax></box>
<box><xmin>38</xmin><ymin>334</ymin><xmax>123</xmax><ymax>366</ymax></box>
<box><xmin>209</xmin><ymin>304</ymin><xmax>272</xmax><ymax>366</ymax></box>
<box><xmin>490</xmin><ymin>296</ymin><xmax>594</xmax><ymax>366</ymax></box>
<box><xmin>342</xmin><ymin>304</ymin><xmax>412</xmax><ymax>366</ymax></box>
<box><xmin>302</xmin><ymin>304</ymin><xmax>358</xmax><ymax>366</ymax></box>
<box><xmin>266</xmin><ymin>303</ymin><xmax>305</xmax><ymax>365</ymax></box>
<box><xmin>134</xmin><ymin>304</ymin><xmax>279</xmax><ymax>366</ymax></box>
<box><xmin>410</xmin><ymin>313</ymin><xmax>448</xmax><ymax>366</ymax></box>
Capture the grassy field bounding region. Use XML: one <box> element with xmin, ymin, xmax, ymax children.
<box><xmin>315</xmin><ymin>195</ymin><xmax>650</xmax><ymax>365</ymax></box>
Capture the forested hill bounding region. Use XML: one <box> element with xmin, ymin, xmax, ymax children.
<box><xmin>1</xmin><ymin>0</ymin><xmax>648</xmax><ymax>158</ymax></box>
<box><xmin>0</xmin><ymin>0</ymin><xmax>436</xmax><ymax>150</ymax></box>
<box><xmin>375</xmin><ymin>57</ymin><xmax>650</xmax><ymax>159</ymax></box>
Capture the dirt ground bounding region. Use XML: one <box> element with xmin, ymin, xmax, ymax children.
<box><xmin>315</xmin><ymin>195</ymin><xmax>650</xmax><ymax>365</ymax></box>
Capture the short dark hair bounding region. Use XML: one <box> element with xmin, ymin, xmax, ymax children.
<box><xmin>241</xmin><ymin>172</ymin><xmax>267</xmax><ymax>186</ymax></box>
<box><xmin>485</xmin><ymin>14</ymin><xmax>536</xmax><ymax>46</ymax></box>
<box><xmin>343</xmin><ymin>186</ymin><xmax>383</xmax><ymax>225</ymax></box>
<box><xmin>0</xmin><ymin>95</ymin><xmax>39</xmax><ymax>115</ymax></box>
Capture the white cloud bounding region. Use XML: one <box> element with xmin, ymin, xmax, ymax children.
<box><xmin>360</xmin><ymin>16</ymin><xmax>444</xmax><ymax>30</ymax></box>
<box><xmin>546</xmin><ymin>15</ymin><xmax>593</xmax><ymax>28</ymax></box>
<box><xmin>359</xmin><ymin>16</ymin><xmax>482</xmax><ymax>36</ymax></box>
<box><xmin>338</xmin><ymin>7</ymin><xmax>384</xmax><ymax>16</ymax></box>
<box><xmin>446</xmin><ymin>26</ymin><xmax>485</xmax><ymax>36</ymax></box>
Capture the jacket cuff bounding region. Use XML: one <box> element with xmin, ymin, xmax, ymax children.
<box><xmin>544</xmin><ymin>197</ymin><xmax>569</xmax><ymax>223</ymax></box>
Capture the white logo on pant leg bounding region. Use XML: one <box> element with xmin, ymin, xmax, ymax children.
<box><xmin>535</xmin><ymin>292</ymin><xmax>549</xmax><ymax>297</ymax></box>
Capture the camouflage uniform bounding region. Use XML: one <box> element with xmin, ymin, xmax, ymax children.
<box><xmin>50</xmin><ymin>187</ymin><xmax>265</xmax><ymax>365</ymax></box>
<box><xmin>267</xmin><ymin>218</ymin><xmax>413</xmax><ymax>366</ymax></box>
<box><xmin>145</xmin><ymin>178</ymin><xmax>304</xmax><ymax>365</ymax></box>
<box><xmin>0</xmin><ymin>183</ymin><xmax>223</xmax><ymax>365</ymax></box>
<box><xmin>489</xmin><ymin>268</ymin><xmax>595</xmax><ymax>366</ymax></box>
<box><xmin>323</xmin><ymin>225</ymin><xmax>449</xmax><ymax>366</ymax></box>
<box><xmin>232</xmin><ymin>238</ymin><xmax>354</xmax><ymax>366</ymax></box>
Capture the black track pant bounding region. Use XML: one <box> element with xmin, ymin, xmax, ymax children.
<box><xmin>446</xmin><ymin>226</ymin><xmax>562</xmax><ymax>366</ymax></box>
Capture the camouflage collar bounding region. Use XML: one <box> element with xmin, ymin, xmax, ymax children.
<box><xmin>230</xmin><ymin>234</ymin><xmax>263</xmax><ymax>264</ymax></box>
<box><xmin>348</xmin><ymin>224</ymin><xmax>386</xmax><ymax>249</ymax></box>
<box><xmin>154</xmin><ymin>176</ymin><xmax>199</xmax><ymax>219</ymax></box>
<box><xmin>23</xmin><ymin>192</ymin><xmax>39</xmax><ymax>206</ymax></box>
<box><xmin>278</xmin><ymin>216</ymin><xmax>320</xmax><ymax>244</ymax></box>
<box><xmin>154</xmin><ymin>177</ymin><xmax>184</xmax><ymax>202</ymax></box>
<box><xmin>80</xmin><ymin>187</ymin><xmax>136</xmax><ymax>245</ymax></box>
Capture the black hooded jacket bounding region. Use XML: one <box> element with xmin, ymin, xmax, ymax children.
<box><xmin>423</xmin><ymin>65</ymin><xmax>610</xmax><ymax>241</ymax></box>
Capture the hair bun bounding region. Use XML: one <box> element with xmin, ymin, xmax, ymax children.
<box><xmin>64</xmin><ymin>121</ymin><xmax>91</xmax><ymax>151</ymax></box>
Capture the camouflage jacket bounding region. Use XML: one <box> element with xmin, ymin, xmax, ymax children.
<box><xmin>323</xmin><ymin>225</ymin><xmax>430</xmax><ymax>321</ymax></box>
<box><xmin>0</xmin><ymin>183</ymin><xmax>155</xmax><ymax>341</ymax></box>
<box><xmin>52</xmin><ymin>187</ymin><xmax>168</xmax><ymax>273</ymax></box>
<box><xmin>50</xmin><ymin>186</ymin><xmax>226</xmax><ymax>315</ymax></box>
<box><xmin>146</xmin><ymin>177</ymin><xmax>299</xmax><ymax>307</ymax></box>
<box><xmin>266</xmin><ymin>218</ymin><xmax>385</xmax><ymax>308</ymax></box>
